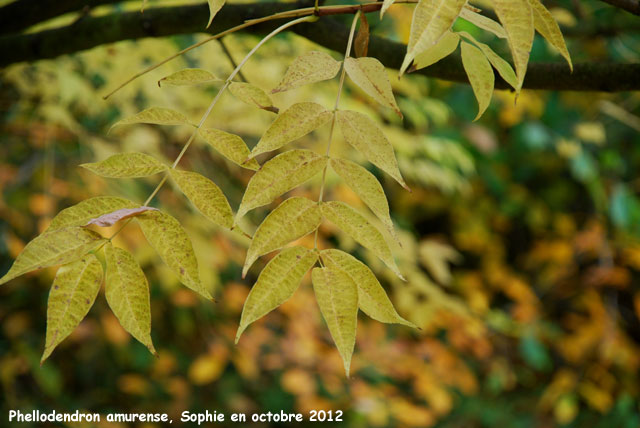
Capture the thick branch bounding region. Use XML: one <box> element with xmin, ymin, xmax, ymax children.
<box><xmin>0</xmin><ymin>3</ymin><xmax>638</xmax><ymax>92</ymax></box>
<box><xmin>599</xmin><ymin>0</ymin><xmax>640</xmax><ymax>15</ymax></box>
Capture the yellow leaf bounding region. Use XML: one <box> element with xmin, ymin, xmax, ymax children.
<box><xmin>459</xmin><ymin>8</ymin><xmax>507</xmax><ymax>38</ymax></box>
<box><xmin>80</xmin><ymin>153</ymin><xmax>167</xmax><ymax>178</ymax></box>
<box><xmin>136</xmin><ymin>210</ymin><xmax>212</xmax><ymax>300</ymax></box>
<box><xmin>207</xmin><ymin>0</ymin><xmax>225</xmax><ymax>28</ymax></box>
<box><xmin>329</xmin><ymin>158</ymin><xmax>397</xmax><ymax>242</ymax></box>
<box><xmin>418</xmin><ymin>240</ymin><xmax>462</xmax><ymax>285</ymax></box>
<box><xmin>321</xmin><ymin>249</ymin><xmax>415</xmax><ymax>327</ymax></box>
<box><xmin>110</xmin><ymin>107</ymin><xmax>193</xmax><ymax>130</ymax></box>
<box><xmin>493</xmin><ymin>0</ymin><xmax>534</xmax><ymax>93</ymax></box>
<box><xmin>158</xmin><ymin>68</ymin><xmax>221</xmax><ymax>86</ymax></box>
<box><xmin>321</xmin><ymin>201</ymin><xmax>403</xmax><ymax>280</ymax></box>
<box><xmin>104</xmin><ymin>243</ymin><xmax>156</xmax><ymax>355</ymax></box>
<box><xmin>169</xmin><ymin>169</ymin><xmax>233</xmax><ymax>229</ymax></box>
<box><xmin>41</xmin><ymin>255</ymin><xmax>103</xmax><ymax>362</ymax></box>
<box><xmin>401</xmin><ymin>0</ymin><xmax>467</xmax><ymax>75</ymax></box>
<box><xmin>229</xmin><ymin>82</ymin><xmax>278</xmax><ymax>113</ymax></box>
<box><xmin>272</xmin><ymin>51</ymin><xmax>341</xmax><ymax>93</ymax></box>
<box><xmin>461</xmin><ymin>41</ymin><xmax>495</xmax><ymax>120</ymax></box>
<box><xmin>237</xmin><ymin>149</ymin><xmax>327</xmax><ymax>219</ymax></box>
<box><xmin>141</xmin><ymin>0</ymin><xmax>148</xmax><ymax>12</ymax></box>
<box><xmin>459</xmin><ymin>31</ymin><xmax>519</xmax><ymax>90</ymax></box>
<box><xmin>311</xmin><ymin>267</ymin><xmax>358</xmax><ymax>376</ymax></box>
<box><xmin>236</xmin><ymin>246</ymin><xmax>317</xmax><ymax>342</ymax></box>
<box><xmin>47</xmin><ymin>196</ymin><xmax>138</xmax><ymax>232</ymax></box>
<box><xmin>344</xmin><ymin>57</ymin><xmax>401</xmax><ymax>117</ymax></box>
<box><xmin>198</xmin><ymin>128</ymin><xmax>260</xmax><ymax>171</ymax></box>
<box><xmin>336</xmin><ymin>110</ymin><xmax>408</xmax><ymax>190</ymax></box>
<box><xmin>0</xmin><ymin>228</ymin><xmax>106</xmax><ymax>286</ymax></box>
<box><xmin>249</xmin><ymin>102</ymin><xmax>332</xmax><ymax>159</ymax></box>
<box><xmin>380</xmin><ymin>0</ymin><xmax>396</xmax><ymax>18</ymax></box>
<box><xmin>528</xmin><ymin>0</ymin><xmax>572</xmax><ymax>71</ymax></box>
<box><xmin>243</xmin><ymin>197</ymin><xmax>322</xmax><ymax>278</ymax></box>
<box><xmin>413</xmin><ymin>31</ymin><xmax>460</xmax><ymax>71</ymax></box>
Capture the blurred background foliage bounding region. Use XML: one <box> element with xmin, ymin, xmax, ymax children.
<box><xmin>1</xmin><ymin>0</ymin><xmax>640</xmax><ymax>426</ymax></box>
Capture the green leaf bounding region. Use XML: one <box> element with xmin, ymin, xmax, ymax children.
<box><xmin>459</xmin><ymin>7</ymin><xmax>507</xmax><ymax>38</ymax></box>
<box><xmin>412</xmin><ymin>31</ymin><xmax>460</xmax><ymax>71</ymax></box>
<box><xmin>272</xmin><ymin>51</ymin><xmax>342</xmax><ymax>94</ymax></box>
<box><xmin>311</xmin><ymin>267</ymin><xmax>358</xmax><ymax>376</ymax></box>
<box><xmin>110</xmin><ymin>107</ymin><xmax>193</xmax><ymax>130</ymax></box>
<box><xmin>207</xmin><ymin>0</ymin><xmax>225</xmax><ymax>28</ymax></box>
<box><xmin>47</xmin><ymin>196</ymin><xmax>138</xmax><ymax>232</ymax></box>
<box><xmin>459</xmin><ymin>31</ymin><xmax>519</xmax><ymax>91</ymax></box>
<box><xmin>329</xmin><ymin>158</ymin><xmax>398</xmax><ymax>242</ymax></box>
<box><xmin>461</xmin><ymin>41</ymin><xmax>495</xmax><ymax>120</ymax></box>
<box><xmin>169</xmin><ymin>169</ymin><xmax>233</xmax><ymax>229</ymax></box>
<box><xmin>80</xmin><ymin>153</ymin><xmax>167</xmax><ymax>178</ymax></box>
<box><xmin>229</xmin><ymin>82</ymin><xmax>279</xmax><ymax>113</ymax></box>
<box><xmin>0</xmin><ymin>228</ymin><xmax>106</xmax><ymax>286</ymax></box>
<box><xmin>321</xmin><ymin>201</ymin><xmax>403</xmax><ymax>280</ymax></box>
<box><xmin>136</xmin><ymin>210</ymin><xmax>212</xmax><ymax>300</ymax></box>
<box><xmin>401</xmin><ymin>0</ymin><xmax>467</xmax><ymax>75</ymax></box>
<box><xmin>243</xmin><ymin>197</ymin><xmax>322</xmax><ymax>278</ymax></box>
<box><xmin>321</xmin><ymin>249</ymin><xmax>415</xmax><ymax>327</ymax></box>
<box><xmin>336</xmin><ymin>110</ymin><xmax>408</xmax><ymax>190</ymax></box>
<box><xmin>493</xmin><ymin>0</ymin><xmax>534</xmax><ymax>93</ymax></box>
<box><xmin>527</xmin><ymin>0</ymin><xmax>572</xmax><ymax>71</ymax></box>
<box><xmin>41</xmin><ymin>255</ymin><xmax>103</xmax><ymax>363</ymax></box>
<box><xmin>249</xmin><ymin>102</ymin><xmax>332</xmax><ymax>159</ymax></box>
<box><xmin>236</xmin><ymin>246</ymin><xmax>317</xmax><ymax>343</ymax></box>
<box><xmin>198</xmin><ymin>128</ymin><xmax>260</xmax><ymax>171</ymax></box>
<box><xmin>344</xmin><ymin>57</ymin><xmax>401</xmax><ymax>117</ymax></box>
<box><xmin>104</xmin><ymin>243</ymin><xmax>156</xmax><ymax>355</ymax></box>
<box><xmin>237</xmin><ymin>149</ymin><xmax>327</xmax><ymax>219</ymax></box>
<box><xmin>158</xmin><ymin>68</ymin><xmax>221</xmax><ymax>86</ymax></box>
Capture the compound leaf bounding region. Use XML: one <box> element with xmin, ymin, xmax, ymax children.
<box><xmin>0</xmin><ymin>228</ymin><xmax>106</xmax><ymax>286</ymax></box>
<box><xmin>236</xmin><ymin>246</ymin><xmax>317</xmax><ymax>342</ymax></box>
<box><xmin>229</xmin><ymin>82</ymin><xmax>278</xmax><ymax>113</ymax></box>
<box><xmin>330</xmin><ymin>158</ymin><xmax>397</xmax><ymax>242</ymax></box>
<box><xmin>136</xmin><ymin>210</ymin><xmax>212</xmax><ymax>300</ymax></box>
<box><xmin>249</xmin><ymin>102</ymin><xmax>332</xmax><ymax>159</ymax></box>
<box><xmin>80</xmin><ymin>153</ymin><xmax>167</xmax><ymax>178</ymax></box>
<box><xmin>401</xmin><ymin>0</ymin><xmax>466</xmax><ymax>75</ymax></box>
<box><xmin>461</xmin><ymin>40</ymin><xmax>495</xmax><ymax>120</ymax></box>
<box><xmin>493</xmin><ymin>0</ymin><xmax>534</xmax><ymax>93</ymax></box>
<box><xmin>243</xmin><ymin>197</ymin><xmax>322</xmax><ymax>278</ymax></box>
<box><xmin>337</xmin><ymin>110</ymin><xmax>408</xmax><ymax>190</ymax></box>
<box><xmin>528</xmin><ymin>0</ymin><xmax>572</xmax><ymax>71</ymax></box>
<box><xmin>344</xmin><ymin>57</ymin><xmax>401</xmax><ymax>117</ymax></box>
<box><xmin>47</xmin><ymin>196</ymin><xmax>138</xmax><ymax>232</ymax></box>
<box><xmin>312</xmin><ymin>267</ymin><xmax>358</xmax><ymax>376</ymax></box>
<box><xmin>41</xmin><ymin>255</ymin><xmax>103</xmax><ymax>363</ymax></box>
<box><xmin>198</xmin><ymin>128</ymin><xmax>260</xmax><ymax>171</ymax></box>
<box><xmin>104</xmin><ymin>243</ymin><xmax>156</xmax><ymax>355</ymax></box>
<box><xmin>110</xmin><ymin>107</ymin><xmax>193</xmax><ymax>130</ymax></box>
<box><xmin>159</xmin><ymin>68</ymin><xmax>221</xmax><ymax>86</ymax></box>
<box><xmin>272</xmin><ymin>51</ymin><xmax>341</xmax><ymax>94</ymax></box>
<box><xmin>321</xmin><ymin>201</ymin><xmax>403</xmax><ymax>280</ymax></box>
<box><xmin>169</xmin><ymin>169</ymin><xmax>233</xmax><ymax>229</ymax></box>
<box><xmin>237</xmin><ymin>149</ymin><xmax>327</xmax><ymax>219</ymax></box>
<box><xmin>321</xmin><ymin>249</ymin><xmax>415</xmax><ymax>327</ymax></box>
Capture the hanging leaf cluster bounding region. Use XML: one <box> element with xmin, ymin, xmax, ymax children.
<box><xmin>1</xmin><ymin>0</ymin><xmax>572</xmax><ymax>375</ymax></box>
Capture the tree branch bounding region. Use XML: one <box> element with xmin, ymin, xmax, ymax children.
<box><xmin>599</xmin><ymin>0</ymin><xmax>640</xmax><ymax>15</ymax></box>
<box><xmin>0</xmin><ymin>2</ymin><xmax>638</xmax><ymax>92</ymax></box>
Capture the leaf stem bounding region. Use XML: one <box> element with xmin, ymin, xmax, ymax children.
<box><xmin>97</xmin><ymin>15</ymin><xmax>316</xmax><ymax>249</ymax></box>
<box><xmin>314</xmin><ymin>10</ymin><xmax>360</xmax><ymax>249</ymax></box>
